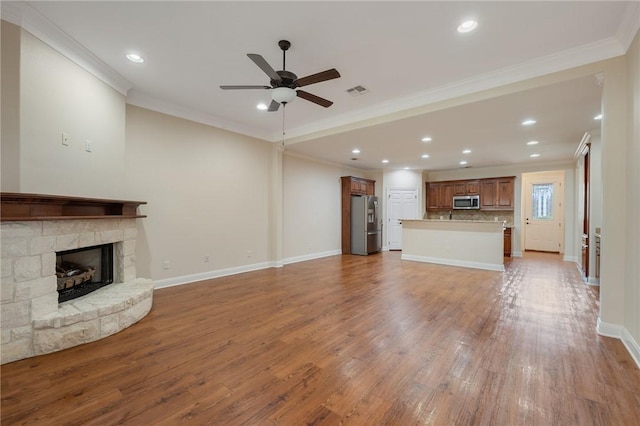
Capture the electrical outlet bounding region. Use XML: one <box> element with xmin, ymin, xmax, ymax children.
<box><xmin>61</xmin><ymin>133</ymin><xmax>69</xmax><ymax>146</ymax></box>
<box><xmin>85</xmin><ymin>140</ymin><xmax>92</xmax><ymax>152</ymax></box>
<box><xmin>247</xmin><ymin>250</ymin><xmax>252</xmax><ymax>258</ymax></box>
<box><xmin>162</xmin><ymin>260</ymin><xmax>170</xmax><ymax>270</ymax></box>
<box><xmin>204</xmin><ymin>255</ymin><xmax>210</xmax><ymax>263</ymax></box>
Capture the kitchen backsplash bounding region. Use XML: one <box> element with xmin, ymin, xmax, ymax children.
<box><xmin>425</xmin><ymin>210</ymin><xmax>514</xmax><ymax>225</ymax></box>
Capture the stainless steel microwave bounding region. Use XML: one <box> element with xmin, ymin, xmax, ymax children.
<box><xmin>453</xmin><ymin>195</ymin><xmax>480</xmax><ymax>209</ymax></box>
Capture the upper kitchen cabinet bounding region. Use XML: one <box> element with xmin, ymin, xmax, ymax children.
<box><xmin>480</xmin><ymin>177</ymin><xmax>515</xmax><ymax>210</ymax></box>
<box><xmin>347</xmin><ymin>177</ymin><xmax>374</xmax><ymax>195</ymax></box>
<box><xmin>426</xmin><ymin>182</ymin><xmax>453</xmax><ymax>210</ymax></box>
<box><xmin>453</xmin><ymin>180</ymin><xmax>480</xmax><ymax>196</ymax></box>
<box><xmin>427</xmin><ymin>176</ymin><xmax>515</xmax><ymax>211</ymax></box>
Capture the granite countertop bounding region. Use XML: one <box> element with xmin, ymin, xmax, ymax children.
<box><xmin>403</xmin><ymin>219</ymin><xmax>514</xmax><ymax>227</ymax></box>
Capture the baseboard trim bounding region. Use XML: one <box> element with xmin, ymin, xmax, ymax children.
<box><xmin>282</xmin><ymin>249</ymin><xmax>341</xmax><ymax>265</ymax></box>
<box><xmin>153</xmin><ymin>250</ymin><xmax>342</xmax><ymax>289</ymax></box>
<box><xmin>401</xmin><ymin>254</ymin><xmax>504</xmax><ymax>272</ymax></box>
<box><xmin>597</xmin><ymin>318</ymin><xmax>640</xmax><ymax>369</ymax></box>
<box><xmin>586</xmin><ymin>276</ymin><xmax>600</xmax><ymax>286</ymax></box>
<box><xmin>622</xmin><ymin>328</ymin><xmax>640</xmax><ymax>369</ymax></box>
<box><xmin>154</xmin><ymin>261</ymin><xmax>274</xmax><ymax>289</ymax></box>
<box><xmin>512</xmin><ymin>251</ymin><xmax>523</xmax><ymax>258</ymax></box>
<box><xmin>564</xmin><ymin>255</ymin><xmax>579</xmax><ymax>262</ymax></box>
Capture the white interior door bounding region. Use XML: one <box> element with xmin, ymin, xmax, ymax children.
<box><xmin>524</xmin><ymin>181</ymin><xmax>562</xmax><ymax>252</ymax></box>
<box><xmin>387</xmin><ymin>189</ymin><xmax>418</xmax><ymax>250</ymax></box>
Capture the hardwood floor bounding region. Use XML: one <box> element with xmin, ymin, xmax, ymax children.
<box><xmin>2</xmin><ymin>251</ymin><xmax>640</xmax><ymax>425</ymax></box>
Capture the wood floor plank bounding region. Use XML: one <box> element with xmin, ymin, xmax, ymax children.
<box><xmin>2</xmin><ymin>251</ymin><xmax>640</xmax><ymax>425</ymax></box>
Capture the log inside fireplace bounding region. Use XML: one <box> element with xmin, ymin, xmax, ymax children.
<box><xmin>56</xmin><ymin>243</ymin><xmax>114</xmax><ymax>303</ymax></box>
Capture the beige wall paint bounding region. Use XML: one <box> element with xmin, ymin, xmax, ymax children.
<box><xmin>283</xmin><ymin>155</ymin><xmax>337</xmax><ymax>259</ymax></box>
<box><xmin>125</xmin><ymin>105</ymin><xmax>272</xmax><ymax>280</ymax></box>
<box><xmin>282</xmin><ymin>152</ymin><xmax>371</xmax><ymax>260</ymax></box>
<box><xmin>599</xmin><ymin>57</ymin><xmax>628</xmax><ymax>327</ymax></box>
<box><xmin>1</xmin><ymin>21</ymin><xmax>21</xmax><ymax>192</ymax></box>
<box><xmin>18</xmin><ymin>29</ymin><xmax>126</xmax><ymax>198</ymax></box>
<box><xmin>624</xmin><ymin>30</ymin><xmax>640</xmax><ymax>349</ymax></box>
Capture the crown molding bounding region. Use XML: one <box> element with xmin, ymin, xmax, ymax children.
<box><xmin>126</xmin><ymin>91</ymin><xmax>271</xmax><ymax>142</ymax></box>
<box><xmin>281</xmin><ymin>36</ymin><xmax>626</xmax><ymax>144</ymax></box>
<box><xmin>1</xmin><ymin>1</ymin><xmax>132</xmax><ymax>95</ymax></box>
<box><xmin>616</xmin><ymin>1</ymin><xmax>640</xmax><ymax>52</ymax></box>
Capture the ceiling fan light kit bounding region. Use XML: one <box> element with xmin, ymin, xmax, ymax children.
<box><xmin>272</xmin><ymin>87</ymin><xmax>296</xmax><ymax>104</ymax></box>
<box><xmin>220</xmin><ymin>40</ymin><xmax>340</xmax><ymax>112</ymax></box>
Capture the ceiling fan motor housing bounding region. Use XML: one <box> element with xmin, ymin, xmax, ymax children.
<box><xmin>272</xmin><ymin>70</ymin><xmax>298</xmax><ymax>89</ymax></box>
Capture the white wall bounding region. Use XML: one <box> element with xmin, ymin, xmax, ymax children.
<box><xmin>125</xmin><ymin>105</ymin><xmax>273</xmax><ymax>281</ymax></box>
<box><xmin>17</xmin><ymin>28</ymin><xmax>126</xmax><ymax>198</ymax></box>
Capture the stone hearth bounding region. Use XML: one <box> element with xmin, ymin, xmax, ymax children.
<box><xmin>1</xmin><ymin>194</ymin><xmax>152</xmax><ymax>364</ymax></box>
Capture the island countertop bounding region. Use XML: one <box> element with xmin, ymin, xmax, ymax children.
<box><xmin>401</xmin><ymin>219</ymin><xmax>505</xmax><ymax>271</ymax></box>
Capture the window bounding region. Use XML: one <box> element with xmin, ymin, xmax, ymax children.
<box><xmin>532</xmin><ymin>183</ymin><xmax>553</xmax><ymax>220</ymax></box>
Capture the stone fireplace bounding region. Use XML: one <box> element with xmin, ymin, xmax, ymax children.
<box><xmin>1</xmin><ymin>193</ymin><xmax>153</xmax><ymax>364</ymax></box>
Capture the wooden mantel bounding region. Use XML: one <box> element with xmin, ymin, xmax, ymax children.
<box><xmin>1</xmin><ymin>192</ymin><xmax>147</xmax><ymax>221</ymax></box>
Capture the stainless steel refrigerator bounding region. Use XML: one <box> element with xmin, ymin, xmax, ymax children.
<box><xmin>351</xmin><ymin>195</ymin><xmax>382</xmax><ymax>255</ymax></box>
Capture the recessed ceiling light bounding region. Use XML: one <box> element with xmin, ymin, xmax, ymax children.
<box><xmin>459</xmin><ymin>161</ymin><xmax>468</xmax><ymax>165</ymax></box>
<box><xmin>352</xmin><ymin>149</ymin><xmax>360</xmax><ymax>154</ymax></box>
<box><xmin>421</xmin><ymin>136</ymin><xmax>432</xmax><ymax>142</ymax></box>
<box><xmin>457</xmin><ymin>20</ymin><xmax>478</xmax><ymax>33</ymax></box>
<box><xmin>527</xmin><ymin>140</ymin><xmax>539</xmax><ymax>145</ymax></box>
<box><xmin>256</xmin><ymin>103</ymin><xmax>268</xmax><ymax>110</ymax></box>
<box><xmin>126</xmin><ymin>53</ymin><xmax>144</xmax><ymax>63</ymax></box>
<box><xmin>530</xmin><ymin>153</ymin><xmax>540</xmax><ymax>158</ymax></box>
<box><xmin>421</xmin><ymin>154</ymin><xmax>430</xmax><ymax>159</ymax></box>
<box><xmin>381</xmin><ymin>159</ymin><xmax>389</xmax><ymax>164</ymax></box>
<box><xmin>521</xmin><ymin>119</ymin><xmax>537</xmax><ymax>126</ymax></box>
<box><xmin>462</xmin><ymin>149</ymin><xmax>471</xmax><ymax>154</ymax></box>
<box><xmin>404</xmin><ymin>167</ymin><xmax>410</xmax><ymax>170</ymax></box>
<box><xmin>594</xmin><ymin>114</ymin><xmax>603</xmax><ymax>120</ymax></box>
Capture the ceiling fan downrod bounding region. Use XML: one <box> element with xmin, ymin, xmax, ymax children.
<box><xmin>279</xmin><ymin>40</ymin><xmax>291</xmax><ymax>71</ymax></box>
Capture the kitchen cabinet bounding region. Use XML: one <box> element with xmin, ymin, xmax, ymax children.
<box><xmin>427</xmin><ymin>176</ymin><xmax>515</xmax><ymax>211</ymax></box>
<box><xmin>453</xmin><ymin>180</ymin><xmax>479</xmax><ymax>196</ymax></box>
<box><xmin>504</xmin><ymin>227</ymin><xmax>512</xmax><ymax>257</ymax></box>
<box><xmin>480</xmin><ymin>177</ymin><xmax>515</xmax><ymax>210</ymax></box>
<box><xmin>349</xmin><ymin>177</ymin><xmax>372</xmax><ymax>195</ymax></box>
<box><xmin>426</xmin><ymin>183</ymin><xmax>453</xmax><ymax>210</ymax></box>
<box><xmin>341</xmin><ymin>176</ymin><xmax>375</xmax><ymax>254</ymax></box>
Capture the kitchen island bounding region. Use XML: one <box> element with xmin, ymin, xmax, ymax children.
<box><xmin>401</xmin><ymin>219</ymin><xmax>505</xmax><ymax>271</ymax></box>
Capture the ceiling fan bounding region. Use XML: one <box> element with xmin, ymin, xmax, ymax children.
<box><xmin>220</xmin><ymin>40</ymin><xmax>340</xmax><ymax>112</ymax></box>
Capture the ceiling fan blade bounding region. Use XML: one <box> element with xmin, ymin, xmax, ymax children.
<box><xmin>268</xmin><ymin>100</ymin><xmax>280</xmax><ymax>112</ymax></box>
<box><xmin>220</xmin><ymin>85</ymin><xmax>271</xmax><ymax>90</ymax></box>
<box><xmin>296</xmin><ymin>90</ymin><xmax>333</xmax><ymax>108</ymax></box>
<box><xmin>295</xmin><ymin>69</ymin><xmax>340</xmax><ymax>87</ymax></box>
<box><xmin>247</xmin><ymin>54</ymin><xmax>281</xmax><ymax>82</ymax></box>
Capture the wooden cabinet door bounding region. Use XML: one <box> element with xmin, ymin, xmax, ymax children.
<box><xmin>366</xmin><ymin>181</ymin><xmax>375</xmax><ymax>195</ymax></box>
<box><xmin>427</xmin><ymin>183</ymin><xmax>440</xmax><ymax>209</ymax></box>
<box><xmin>504</xmin><ymin>228</ymin><xmax>512</xmax><ymax>257</ymax></box>
<box><xmin>467</xmin><ymin>181</ymin><xmax>480</xmax><ymax>195</ymax></box>
<box><xmin>480</xmin><ymin>180</ymin><xmax>497</xmax><ymax>208</ymax></box>
<box><xmin>497</xmin><ymin>178</ymin><xmax>514</xmax><ymax>208</ymax></box>
<box><xmin>440</xmin><ymin>184</ymin><xmax>453</xmax><ymax>209</ymax></box>
<box><xmin>350</xmin><ymin>179</ymin><xmax>367</xmax><ymax>195</ymax></box>
<box><xmin>453</xmin><ymin>183</ymin><xmax>467</xmax><ymax>196</ymax></box>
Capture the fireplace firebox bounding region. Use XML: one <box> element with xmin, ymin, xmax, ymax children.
<box><xmin>56</xmin><ymin>243</ymin><xmax>114</xmax><ymax>303</ymax></box>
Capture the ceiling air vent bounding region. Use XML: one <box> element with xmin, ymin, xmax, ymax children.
<box><xmin>346</xmin><ymin>85</ymin><xmax>369</xmax><ymax>96</ymax></box>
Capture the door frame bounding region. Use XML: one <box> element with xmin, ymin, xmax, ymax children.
<box><xmin>385</xmin><ymin>187</ymin><xmax>419</xmax><ymax>251</ymax></box>
<box><xmin>521</xmin><ymin>170</ymin><xmax>565</xmax><ymax>254</ymax></box>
